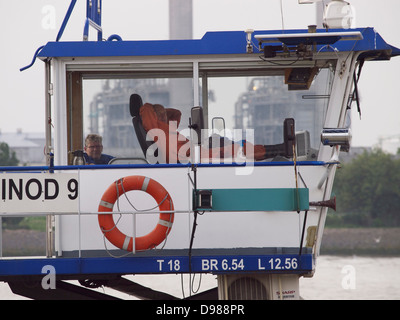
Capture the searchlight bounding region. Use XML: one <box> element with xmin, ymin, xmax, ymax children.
<box><xmin>299</xmin><ymin>0</ymin><xmax>355</xmax><ymax>29</ymax></box>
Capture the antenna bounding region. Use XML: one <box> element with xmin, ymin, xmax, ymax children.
<box><xmin>280</xmin><ymin>0</ymin><xmax>285</xmax><ymax>30</ymax></box>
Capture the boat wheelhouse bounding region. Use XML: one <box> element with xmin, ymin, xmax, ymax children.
<box><xmin>0</xmin><ymin>1</ymin><xmax>399</xmax><ymax>300</ymax></box>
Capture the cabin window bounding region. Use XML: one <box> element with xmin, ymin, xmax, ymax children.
<box><xmin>67</xmin><ymin>62</ymin><xmax>333</xmax><ymax>165</ymax></box>
<box><xmin>205</xmin><ymin>68</ymin><xmax>333</xmax><ymax>158</ymax></box>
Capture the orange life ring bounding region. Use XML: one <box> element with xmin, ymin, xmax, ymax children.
<box><xmin>98</xmin><ymin>175</ymin><xmax>174</xmax><ymax>251</ymax></box>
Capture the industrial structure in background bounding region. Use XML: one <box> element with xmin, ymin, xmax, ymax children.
<box><xmin>88</xmin><ymin>0</ymin><xmax>193</xmax><ymax>158</ymax></box>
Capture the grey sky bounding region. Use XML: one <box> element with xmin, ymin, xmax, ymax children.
<box><xmin>0</xmin><ymin>0</ymin><xmax>399</xmax><ymax>150</ymax></box>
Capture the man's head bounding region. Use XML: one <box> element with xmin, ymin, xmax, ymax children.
<box><xmin>84</xmin><ymin>134</ymin><xmax>103</xmax><ymax>160</ymax></box>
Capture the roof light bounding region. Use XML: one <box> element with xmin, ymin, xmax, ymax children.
<box><xmin>299</xmin><ymin>0</ymin><xmax>355</xmax><ymax>29</ymax></box>
<box><xmin>323</xmin><ymin>0</ymin><xmax>355</xmax><ymax>29</ymax></box>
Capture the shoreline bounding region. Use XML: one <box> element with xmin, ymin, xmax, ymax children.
<box><xmin>320</xmin><ymin>227</ymin><xmax>400</xmax><ymax>256</ymax></box>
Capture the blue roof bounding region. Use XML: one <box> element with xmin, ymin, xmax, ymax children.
<box><xmin>37</xmin><ymin>27</ymin><xmax>400</xmax><ymax>60</ymax></box>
